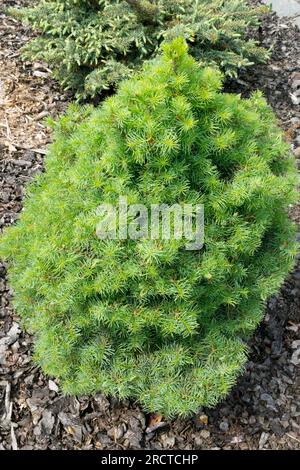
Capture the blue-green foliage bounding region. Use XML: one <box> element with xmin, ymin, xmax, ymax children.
<box><xmin>10</xmin><ymin>0</ymin><xmax>269</xmax><ymax>99</ymax></box>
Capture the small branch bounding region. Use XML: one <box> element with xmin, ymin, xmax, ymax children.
<box><xmin>287</xmin><ymin>433</ymin><xmax>300</xmax><ymax>444</ymax></box>
<box><xmin>11</xmin><ymin>424</ymin><xmax>18</xmax><ymax>450</ymax></box>
<box><xmin>4</xmin><ymin>114</ymin><xmax>12</xmax><ymax>141</ymax></box>
<box><xmin>4</xmin><ymin>382</ymin><xmax>12</xmax><ymax>421</ymax></box>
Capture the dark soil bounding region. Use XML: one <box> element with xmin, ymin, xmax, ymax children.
<box><xmin>0</xmin><ymin>0</ymin><xmax>299</xmax><ymax>450</ymax></box>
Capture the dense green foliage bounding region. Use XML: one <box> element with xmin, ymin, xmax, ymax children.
<box><xmin>10</xmin><ymin>0</ymin><xmax>269</xmax><ymax>99</ymax></box>
<box><xmin>0</xmin><ymin>39</ymin><xmax>298</xmax><ymax>416</ymax></box>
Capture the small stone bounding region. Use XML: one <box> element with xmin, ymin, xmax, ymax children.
<box><xmin>219</xmin><ymin>421</ymin><xmax>229</xmax><ymax>432</ymax></box>
<box><xmin>48</xmin><ymin>380</ymin><xmax>59</xmax><ymax>393</ymax></box>
<box><xmin>194</xmin><ymin>436</ymin><xmax>203</xmax><ymax>447</ymax></box>
<box><xmin>249</xmin><ymin>416</ymin><xmax>256</xmax><ymax>425</ymax></box>
<box><xmin>295</xmin><ymin>143</ymin><xmax>300</xmax><ymax>157</ymax></box>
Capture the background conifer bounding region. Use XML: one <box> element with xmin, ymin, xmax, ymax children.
<box><xmin>10</xmin><ymin>0</ymin><xmax>269</xmax><ymax>99</ymax></box>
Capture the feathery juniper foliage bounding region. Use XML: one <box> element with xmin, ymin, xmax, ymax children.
<box><xmin>0</xmin><ymin>39</ymin><xmax>298</xmax><ymax>416</ymax></box>
<box><xmin>10</xmin><ymin>0</ymin><xmax>269</xmax><ymax>100</ymax></box>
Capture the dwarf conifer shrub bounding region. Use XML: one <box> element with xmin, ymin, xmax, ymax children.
<box><xmin>0</xmin><ymin>39</ymin><xmax>298</xmax><ymax>416</ymax></box>
<box><xmin>10</xmin><ymin>0</ymin><xmax>269</xmax><ymax>99</ymax></box>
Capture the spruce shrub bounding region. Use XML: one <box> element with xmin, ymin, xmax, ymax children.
<box><xmin>0</xmin><ymin>39</ymin><xmax>298</xmax><ymax>416</ymax></box>
<box><xmin>10</xmin><ymin>0</ymin><xmax>269</xmax><ymax>100</ymax></box>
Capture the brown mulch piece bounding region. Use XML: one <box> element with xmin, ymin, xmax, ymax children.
<box><xmin>0</xmin><ymin>0</ymin><xmax>300</xmax><ymax>450</ymax></box>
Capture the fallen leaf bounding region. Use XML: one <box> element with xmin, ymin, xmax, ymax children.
<box><xmin>146</xmin><ymin>413</ymin><xmax>167</xmax><ymax>433</ymax></box>
<box><xmin>148</xmin><ymin>413</ymin><xmax>162</xmax><ymax>428</ymax></box>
